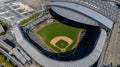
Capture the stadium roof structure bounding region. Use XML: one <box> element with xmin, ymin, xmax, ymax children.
<box><xmin>48</xmin><ymin>0</ymin><xmax>118</xmax><ymax>30</ymax></box>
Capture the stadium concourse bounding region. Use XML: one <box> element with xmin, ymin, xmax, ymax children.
<box><xmin>12</xmin><ymin>0</ymin><xmax>118</xmax><ymax>67</ymax></box>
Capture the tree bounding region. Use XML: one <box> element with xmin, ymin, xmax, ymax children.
<box><xmin>4</xmin><ymin>61</ymin><xmax>14</xmax><ymax>67</ymax></box>
<box><xmin>0</xmin><ymin>55</ymin><xmax>6</xmax><ymax>63</ymax></box>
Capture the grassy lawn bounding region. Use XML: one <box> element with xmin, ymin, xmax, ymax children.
<box><xmin>56</xmin><ymin>40</ymin><xmax>68</xmax><ymax>49</ymax></box>
<box><xmin>37</xmin><ymin>23</ymin><xmax>80</xmax><ymax>53</ymax></box>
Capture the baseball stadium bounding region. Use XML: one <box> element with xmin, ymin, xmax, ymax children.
<box><xmin>12</xmin><ymin>0</ymin><xmax>119</xmax><ymax>67</ymax></box>
<box><xmin>21</xmin><ymin>14</ymin><xmax>101</xmax><ymax>61</ymax></box>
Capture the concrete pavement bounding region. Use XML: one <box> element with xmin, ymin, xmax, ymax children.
<box><xmin>104</xmin><ymin>22</ymin><xmax>120</xmax><ymax>67</ymax></box>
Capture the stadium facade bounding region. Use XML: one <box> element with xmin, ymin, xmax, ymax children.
<box><xmin>12</xmin><ymin>0</ymin><xmax>119</xmax><ymax>67</ymax></box>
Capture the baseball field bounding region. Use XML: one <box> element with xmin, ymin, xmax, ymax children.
<box><xmin>36</xmin><ymin>23</ymin><xmax>82</xmax><ymax>53</ymax></box>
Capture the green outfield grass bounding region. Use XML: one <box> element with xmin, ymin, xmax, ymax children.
<box><xmin>37</xmin><ymin>23</ymin><xmax>80</xmax><ymax>53</ymax></box>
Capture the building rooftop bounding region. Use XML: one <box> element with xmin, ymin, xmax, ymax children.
<box><xmin>0</xmin><ymin>1</ymin><xmax>35</xmax><ymax>25</ymax></box>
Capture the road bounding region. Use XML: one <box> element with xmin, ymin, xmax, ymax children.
<box><xmin>104</xmin><ymin>22</ymin><xmax>120</xmax><ymax>67</ymax></box>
